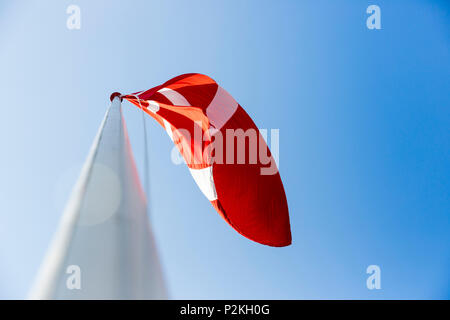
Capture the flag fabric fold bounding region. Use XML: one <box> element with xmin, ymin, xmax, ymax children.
<box><xmin>123</xmin><ymin>73</ymin><xmax>291</xmax><ymax>247</ymax></box>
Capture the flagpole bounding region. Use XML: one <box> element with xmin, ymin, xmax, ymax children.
<box><xmin>29</xmin><ymin>94</ymin><xmax>166</xmax><ymax>299</ymax></box>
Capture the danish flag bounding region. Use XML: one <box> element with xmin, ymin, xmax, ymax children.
<box><xmin>123</xmin><ymin>74</ymin><xmax>291</xmax><ymax>247</ymax></box>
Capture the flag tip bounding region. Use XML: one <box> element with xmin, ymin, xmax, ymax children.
<box><xmin>110</xmin><ymin>92</ymin><xmax>123</xmax><ymax>102</ymax></box>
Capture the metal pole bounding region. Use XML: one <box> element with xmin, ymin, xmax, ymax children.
<box><xmin>29</xmin><ymin>95</ymin><xmax>167</xmax><ymax>299</ymax></box>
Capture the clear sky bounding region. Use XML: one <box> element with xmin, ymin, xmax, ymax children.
<box><xmin>0</xmin><ymin>0</ymin><xmax>449</xmax><ymax>299</ymax></box>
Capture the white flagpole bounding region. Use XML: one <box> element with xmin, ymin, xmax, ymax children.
<box><xmin>29</xmin><ymin>94</ymin><xmax>167</xmax><ymax>299</ymax></box>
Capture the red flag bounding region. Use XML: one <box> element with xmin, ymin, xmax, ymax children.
<box><xmin>123</xmin><ymin>74</ymin><xmax>291</xmax><ymax>247</ymax></box>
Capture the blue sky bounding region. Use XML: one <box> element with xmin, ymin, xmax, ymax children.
<box><xmin>0</xmin><ymin>0</ymin><xmax>449</xmax><ymax>299</ymax></box>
